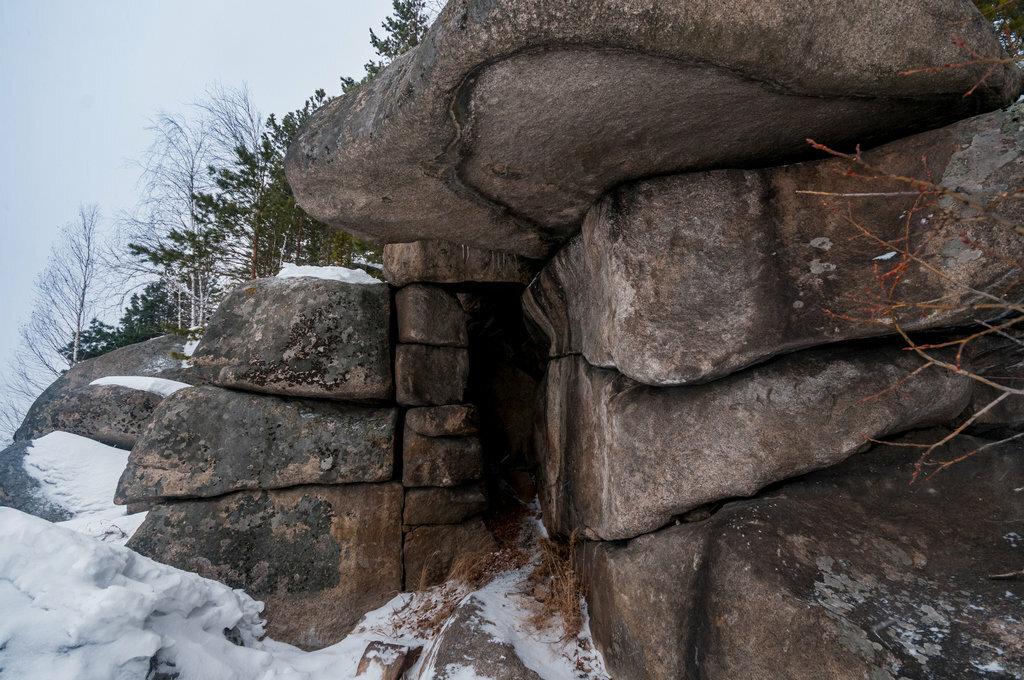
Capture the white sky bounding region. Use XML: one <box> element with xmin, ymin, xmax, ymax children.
<box><xmin>0</xmin><ymin>0</ymin><xmax>393</xmax><ymax>370</ymax></box>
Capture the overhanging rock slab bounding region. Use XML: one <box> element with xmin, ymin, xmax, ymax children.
<box><xmin>287</xmin><ymin>0</ymin><xmax>1019</xmax><ymax>257</ymax></box>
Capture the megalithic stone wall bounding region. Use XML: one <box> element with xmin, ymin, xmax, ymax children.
<box><xmin>124</xmin><ymin>277</ymin><xmax>405</xmax><ymax>649</ymax></box>
<box><xmin>121</xmin><ymin>256</ymin><xmax>546</xmax><ymax>646</ymax></box>
<box><xmin>224</xmin><ymin>0</ymin><xmax>1024</xmax><ymax>673</ymax></box>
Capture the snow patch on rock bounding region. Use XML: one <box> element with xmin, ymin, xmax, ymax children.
<box><xmin>277</xmin><ymin>262</ymin><xmax>380</xmax><ymax>284</ymax></box>
<box><xmin>91</xmin><ymin>375</ymin><xmax>191</xmax><ymax>397</ymax></box>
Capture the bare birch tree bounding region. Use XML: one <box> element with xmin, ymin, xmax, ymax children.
<box><xmin>0</xmin><ymin>205</ymin><xmax>106</xmax><ymax>440</ymax></box>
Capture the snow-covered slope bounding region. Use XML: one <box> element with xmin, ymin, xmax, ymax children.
<box><xmin>0</xmin><ymin>506</ymin><xmax>609</xmax><ymax>680</ymax></box>
<box><xmin>0</xmin><ymin>510</ymin><xmax>266</xmax><ymax>680</ymax></box>
<box><xmin>22</xmin><ymin>431</ymin><xmax>145</xmax><ymax>544</ymax></box>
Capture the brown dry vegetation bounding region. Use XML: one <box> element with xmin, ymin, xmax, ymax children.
<box><xmin>528</xmin><ymin>535</ymin><xmax>584</xmax><ymax>640</ymax></box>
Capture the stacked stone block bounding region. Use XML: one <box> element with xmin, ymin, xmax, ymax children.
<box><xmin>393</xmin><ymin>283</ymin><xmax>495</xmax><ymax>589</ymax></box>
<box><xmin>118</xmin><ymin>277</ymin><xmax>402</xmax><ymax>650</ymax></box>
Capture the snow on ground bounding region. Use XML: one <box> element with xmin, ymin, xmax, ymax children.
<box><xmin>277</xmin><ymin>262</ymin><xmax>381</xmax><ymax>284</ymax></box>
<box><xmin>22</xmin><ymin>431</ymin><xmax>144</xmax><ymax>546</ymax></box>
<box><xmin>0</xmin><ymin>510</ymin><xmax>266</xmax><ymax>680</ymax></box>
<box><xmin>465</xmin><ymin>567</ymin><xmax>607</xmax><ymax>680</ymax></box>
<box><xmin>0</xmin><ymin>511</ymin><xmax>608</xmax><ymax>680</ymax></box>
<box><xmin>7</xmin><ymin>429</ymin><xmax>606</xmax><ymax>679</ymax></box>
<box><xmin>90</xmin><ymin>375</ymin><xmax>191</xmax><ymax>397</ymax></box>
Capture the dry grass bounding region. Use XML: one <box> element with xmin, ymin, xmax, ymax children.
<box><xmin>528</xmin><ymin>535</ymin><xmax>583</xmax><ymax>640</ymax></box>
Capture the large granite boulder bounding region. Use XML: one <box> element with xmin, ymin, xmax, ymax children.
<box><xmin>14</xmin><ymin>335</ymin><xmax>196</xmax><ymax>443</ymax></box>
<box><xmin>286</xmin><ymin>0</ymin><xmax>1018</xmax><ymax>257</ymax></box>
<box><xmin>16</xmin><ymin>384</ymin><xmax>164</xmax><ymax>450</ymax></box>
<box><xmin>582</xmin><ymin>431</ymin><xmax>1024</xmax><ymax>679</ymax></box>
<box><xmin>116</xmin><ymin>386</ymin><xmax>397</xmax><ymax>504</ymax></box>
<box><xmin>538</xmin><ymin>345</ymin><xmax>973</xmax><ymax>541</ymax></box>
<box><xmin>0</xmin><ymin>441</ymin><xmax>71</xmax><ymax>523</ymax></box>
<box><xmin>384</xmin><ymin>241</ymin><xmax>539</xmax><ymax>287</ymax></box>
<box><xmin>128</xmin><ymin>483</ymin><xmax>403</xmax><ymax>649</ymax></box>
<box><xmin>193</xmin><ymin>277</ymin><xmax>392</xmax><ymax>401</ymax></box>
<box><xmin>525</xmin><ymin>104</ymin><xmax>1024</xmax><ymax>386</ymax></box>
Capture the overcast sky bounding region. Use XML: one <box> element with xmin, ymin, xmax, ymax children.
<box><xmin>0</xmin><ymin>0</ymin><xmax>392</xmax><ymax>372</ymax></box>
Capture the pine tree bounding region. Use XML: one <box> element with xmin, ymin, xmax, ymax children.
<box><xmin>191</xmin><ymin>89</ymin><xmax>381</xmax><ymax>284</ymax></box>
<box><xmin>974</xmin><ymin>0</ymin><xmax>1024</xmax><ymax>50</ymax></box>
<box><xmin>66</xmin><ymin>281</ymin><xmax>179</xmax><ymax>361</ymax></box>
<box><xmin>341</xmin><ymin>0</ymin><xmax>434</xmax><ymax>93</ymax></box>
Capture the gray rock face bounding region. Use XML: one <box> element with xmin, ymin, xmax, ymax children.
<box><xmin>538</xmin><ymin>345</ymin><xmax>973</xmax><ymax>541</ymax></box>
<box><xmin>116</xmin><ymin>386</ymin><xmax>397</xmax><ymax>504</ymax></box>
<box><xmin>193</xmin><ymin>278</ymin><xmax>392</xmax><ymax>401</ymax></box>
<box><xmin>17</xmin><ymin>384</ymin><xmax>164</xmax><ymax>449</ymax></box>
<box><xmin>405</xmin><ymin>405</ymin><xmax>479</xmax><ymax>437</ymax></box>
<box><xmin>403</xmin><ymin>520</ymin><xmax>497</xmax><ymax>589</ymax></box>
<box><xmin>525</xmin><ymin>104</ymin><xmax>1024</xmax><ymax>386</ymax></box>
<box><xmin>395</xmin><ymin>345</ymin><xmax>469</xmax><ymax>406</ymax></box>
<box><xmin>965</xmin><ymin>338</ymin><xmax>1024</xmax><ymax>431</ymax></box>
<box><xmin>403</xmin><ymin>486</ymin><xmax>488</xmax><ymax>526</ymax></box>
<box><xmin>582</xmin><ymin>431</ymin><xmax>1024</xmax><ymax>679</ymax></box>
<box><xmin>396</xmin><ymin>284</ymin><xmax>468</xmax><ymax>347</ymax></box>
<box><xmin>383</xmin><ymin>241</ymin><xmax>539</xmax><ymax>286</ymax></box>
<box><xmin>0</xmin><ymin>441</ymin><xmax>71</xmax><ymax>522</ymax></box>
<box><xmin>286</xmin><ymin>0</ymin><xmax>1018</xmax><ymax>257</ymax></box>
<box><xmin>419</xmin><ymin>596</ymin><xmax>542</xmax><ymax>679</ymax></box>
<box><xmin>15</xmin><ymin>335</ymin><xmax>197</xmax><ymax>443</ymax></box>
<box><xmin>128</xmin><ymin>483</ymin><xmax>403</xmax><ymax>650</ymax></box>
<box><xmin>402</xmin><ymin>430</ymin><xmax>482</xmax><ymax>488</ymax></box>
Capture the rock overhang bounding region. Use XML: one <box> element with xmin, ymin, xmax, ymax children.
<box><xmin>286</xmin><ymin>0</ymin><xmax>1020</xmax><ymax>258</ymax></box>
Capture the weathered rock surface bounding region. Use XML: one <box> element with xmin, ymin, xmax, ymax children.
<box><xmin>0</xmin><ymin>441</ymin><xmax>71</xmax><ymax>522</ymax></box>
<box><xmin>403</xmin><ymin>520</ymin><xmax>496</xmax><ymax>589</ymax></box>
<box><xmin>418</xmin><ymin>596</ymin><xmax>542</xmax><ymax>679</ymax></box>
<box><xmin>17</xmin><ymin>384</ymin><xmax>164</xmax><ymax>449</ymax></box>
<box><xmin>116</xmin><ymin>386</ymin><xmax>397</xmax><ymax>503</ymax></box>
<box><xmin>538</xmin><ymin>345</ymin><xmax>973</xmax><ymax>541</ymax></box>
<box><xmin>15</xmin><ymin>335</ymin><xmax>197</xmax><ymax>443</ymax></box>
<box><xmin>286</xmin><ymin>0</ymin><xmax>1018</xmax><ymax>257</ymax></box>
<box><xmin>396</xmin><ymin>284</ymin><xmax>468</xmax><ymax>347</ymax></box>
<box><xmin>405</xmin><ymin>405</ymin><xmax>479</xmax><ymax>437</ymax></box>
<box><xmin>193</xmin><ymin>277</ymin><xmax>392</xmax><ymax>401</ymax></box>
<box><xmin>383</xmin><ymin>241</ymin><xmax>539</xmax><ymax>286</ymax></box>
<box><xmin>128</xmin><ymin>483</ymin><xmax>403</xmax><ymax>649</ymax></box>
<box><xmin>395</xmin><ymin>345</ymin><xmax>469</xmax><ymax>406</ymax></box>
<box><xmin>582</xmin><ymin>431</ymin><xmax>1024</xmax><ymax>679</ymax></box>
<box><xmin>965</xmin><ymin>338</ymin><xmax>1024</xmax><ymax>431</ymax></box>
<box><xmin>525</xmin><ymin>104</ymin><xmax>1024</xmax><ymax>386</ymax></box>
<box><xmin>402</xmin><ymin>430</ymin><xmax>482</xmax><ymax>488</ymax></box>
<box><xmin>403</xmin><ymin>486</ymin><xmax>488</xmax><ymax>526</ymax></box>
